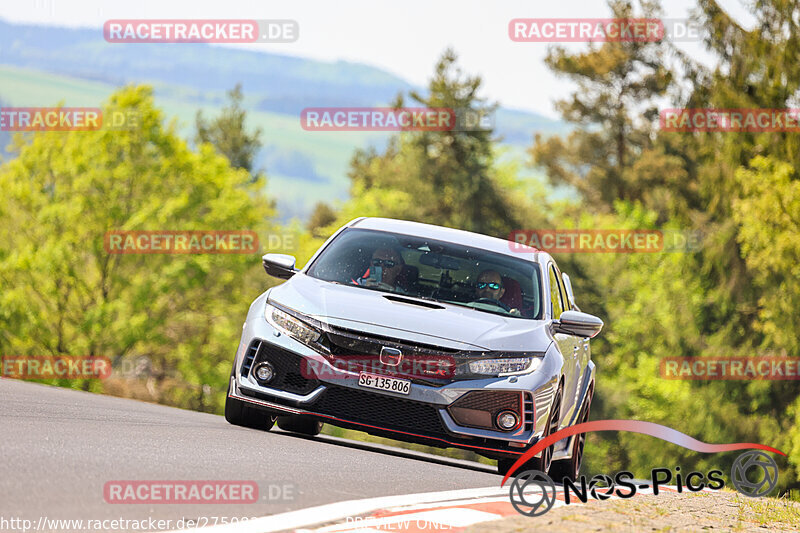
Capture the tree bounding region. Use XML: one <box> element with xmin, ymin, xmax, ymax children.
<box><xmin>527</xmin><ymin>0</ymin><xmax>800</xmax><ymax>492</ymax></box>
<box><xmin>529</xmin><ymin>0</ymin><xmax>676</xmax><ymax>218</ymax></box>
<box><xmin>733</xmin><ymin>157</ymin><xmax>800</xmax><ymax>357</ymax></box>
<box><xmin>0</xmin><ymin>96</ymin><xmax>15</xmax><ymax>162</ymax></box>
<box><xmin>732</xmin><ymin>157</ymin><xmax>800</xmax><ymax>484</ymax></box>
<box><xmin>306</xmin><ymin>201</ymin><xmax>337</xmax><ymax>237</ymax></box>
<box><xmin>339</xmin><ymin>49</ymin><xmax>537</xmax><ymax>238</ymax></box>
<box><xmin>195</xmin><ymin>84</ymin><xmax>265</xmax><ymax>182</ymax></box>
<box><xmin>0</xmin><ymin>86</ymin><xmax>273</xmax><ymax>412</ymax></box>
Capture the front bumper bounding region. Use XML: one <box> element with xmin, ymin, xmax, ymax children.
<box><xmin>229</xmin><ymin>296</ymin><xmax>560</xmax><ymax>458</ymax></box>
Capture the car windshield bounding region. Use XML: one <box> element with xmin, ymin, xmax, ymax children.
<box><xmin>306</xmin><ymin>228</ymin><xmax>542</xmax><ymax>319</ymax></box>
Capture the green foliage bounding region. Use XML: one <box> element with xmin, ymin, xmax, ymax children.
<box><xmin>337</xmin><ymin>49</ymin><xmax>543</xmax><ymax>239</ymax></box>
<box><xmin>195</xmin><ymin>84</ymin><xmax>265</xmax><ymax>182</ymax></box>
<box><xmin>530</xmin><ymin>0</ymin><xmax>675</xmax><ymax>216</ymax></box>
<box><xmin>733</xmin><ymin>157</ymin><xmax>800</xmax><ymax>355</ymax></box>
<box><xmin>0</xmin><ymin>85</ymin><xmax>274</xmax><ymax>410</ymax></box>
<box><xmin>306</xmin><ymin>201</ymin><xmax>338</xmax><ymax>237</ymax></box>
<box><xmin>534</xmin><ymin>0</ymin><xmax>800</xmax><ymax>493</ymax></box>
<box><xmin>731</xmin><ymin>157</ymin><xmax>800</xmax><ymax>481</ymax></box>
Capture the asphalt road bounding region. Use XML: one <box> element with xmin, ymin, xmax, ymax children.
<box><xmin>0</xmin><ymin>380</ymin><xmax>499</xmax><ymax>531</ymax></box>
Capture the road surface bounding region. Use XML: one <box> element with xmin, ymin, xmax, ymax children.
<box><xmin>0</xmin><ymin>379</ymin><xmax>499</xmax><ymax>531</ymax></box>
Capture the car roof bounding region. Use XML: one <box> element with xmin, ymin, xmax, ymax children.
<box><xmin>347</xmin><ymin>217</ymin><xmax>551</xmax><ymax>264</ymax></box>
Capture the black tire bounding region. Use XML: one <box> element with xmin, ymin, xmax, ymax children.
<box><xmin>550</xmin><ymin>385</ymin><xmax>593</xmax><ymax>483</ymax></box>
<box><xmin>497</xmin><ymin>388</ymin><xmax>562</xmax><ymax>476</ymax></box>
<box><xmin>224</xmin><ymin>379</ymin><xmax>276</xmax><ymax>431</ymax></box>
<box><xmin>276</xmin><ymin>415</ymin><xmax>323</xmax><ymax>436</ymax></box>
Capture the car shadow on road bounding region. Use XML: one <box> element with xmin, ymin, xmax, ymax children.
<box><xmin>270</xmin><ymin>429</ymin><xmax>499</xmax><ymax>475</ymax></box>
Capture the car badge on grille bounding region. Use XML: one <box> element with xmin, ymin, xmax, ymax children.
<box><xmin>379</xmin><ymin>346</ymin><xmax>403</xmax><ymax>366</ymax></box>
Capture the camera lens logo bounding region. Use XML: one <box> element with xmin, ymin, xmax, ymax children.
<box><xmin>509</xmin><ymin>470</ymin><xmax>557</xmax><ymax>517</ymax></box>
<box><xmin>587</xmin><ymin>473</ymin><xmax>615</xmax><ymax>500</ymax></box>
<box><xmin>731</xmin><ymin>450</ymin><xmax>778</xmax><ymax>497</ymax></box>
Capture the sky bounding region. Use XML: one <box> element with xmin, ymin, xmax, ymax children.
<box><xmin>1</xmin><ymin>0</ymin><xmax>754</xmax><ymax>118</ymax></box>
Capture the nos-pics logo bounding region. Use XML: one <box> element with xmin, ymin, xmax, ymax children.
<box><xmin>501</xmin><ymin>420</ymin><xmax>783</xmax><ymax>517</ymax></box>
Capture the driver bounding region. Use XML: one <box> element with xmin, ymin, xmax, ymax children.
<box><xmin>357</xmin><ymin>247</ymin><xmax>406</xmax><ymax>292</ymax></box>
<box><xmin>473</xmin><ymin>270</ymin><xmax>518</xmax><ymax>315</ymax></box>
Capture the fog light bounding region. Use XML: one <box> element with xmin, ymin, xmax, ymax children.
<box><xmin>496</xmin><ymin>410</ymin><xmax>519</xmax><ymax>431</ymax></box>
<box><xmin>254</xmin><ymin>362</ymin><xmax>275</xmax><ymax>383</ymax></box>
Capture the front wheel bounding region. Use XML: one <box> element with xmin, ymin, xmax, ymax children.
<box><xmin>497</xmin><ymin>388</ymin><xmax>562</xmax><ymax>476</ymax></box>
<box><xmin>224</xmin><ymin>380</ymin><xmax>276</xmax><ymax>431</ymax></box>
<box><xmin>276</xmin><ymin>415</ymin><xmax>323</xmax><ymax>436</ymax></box>
<box><xmin>550</xmin><ymin>385</ymin><xmax>593</xmax><ymax>483</ymax></box>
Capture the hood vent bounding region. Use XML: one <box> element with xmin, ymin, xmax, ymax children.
<box><xmin>382</xmin><ymin>294</ymin><xmax>446</xmax><ymax>310</ymax></box>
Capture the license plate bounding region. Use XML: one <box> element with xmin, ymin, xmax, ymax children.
<box><xmin>358</xmin><ymin>372</ymin><xmax>411</xmax><ymax>395</ymax></box>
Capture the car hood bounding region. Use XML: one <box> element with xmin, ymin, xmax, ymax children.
<box><xmin>268</xmin><ymin>273</ymin><xmax>553</xmax><ymax>352</ymax></box>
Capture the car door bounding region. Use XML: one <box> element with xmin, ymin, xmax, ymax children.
<box><xmin>562</xmin><ymin>271</ymin><xmax>591</xmax><ymax>403</ymax></box>
<box><xmin>548</xmin><ymin>262</ymin><xmax>580</xmax><ymax>426</ymax></box>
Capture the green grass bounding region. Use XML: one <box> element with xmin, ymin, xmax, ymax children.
<box><xmin>0</xmin><ymin>65</ymin><xmax>384</xmax><ymax>219</ymax></box>
<box><xmin>735</xmin><ymin>493</ymin><xmax>800</xmax><ymax>529</ymax></box>
<box><xmin>0</xmin><ymin>64</ymin><xmax>560</xmax><ymax>219</ymax></box>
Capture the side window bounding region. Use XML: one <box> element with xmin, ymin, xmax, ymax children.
<box><xmin>548</xmin><ymin>265</ymin><xmax>565</xmax><ymax>319</ymax></box>
<box><xmin>554</xmin><ymin>266</ymin><xmax>571</xmax><ymax>311</ymax></box>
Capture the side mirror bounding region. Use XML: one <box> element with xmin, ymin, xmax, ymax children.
<box><xmin>554</xmin><ymin>310</ymin><xmax>603</xmax><ymax>338</ymax></box>
<box><xmin>262</xmin><ymin>253</ymin><xmax>297</xmax><ymax>280</ymax></box>
<box><xmin>562</xmin><ymin>272</ymin><xmax>578</xmax><ymax>310</ymax></box>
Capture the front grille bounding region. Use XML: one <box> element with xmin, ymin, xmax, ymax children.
<box><xmin>450</xmin><ymin>391</ymin><xmax>521</xmax><ymax>413</ymax></box>
<box><xmin>284</xmin><ymin>371</ymin><xmax>313</xmax><ymax>391</ymax></box>
<box><xmin>248</xmin><ymin>340</ymin><xmax>320</xmax><ymax>395</ymax></box>
<box><xmin>311</xmin><ymin>385</ymin><xmax>447</xmax><ymax>436</ymax></box>
<box><xmin>325</xmin><ymin>326</ymin><xmax>461</xmax><ymax>355</ymax></box>
<box><xmin>320</xmin><ymin>327</ymin><xmax>458</xmax><ymax>386</ymax></box>
<box><xmin>447</xmin><ymin>390</ymin><xmax>523</xmax><ymax>430</ymax></box>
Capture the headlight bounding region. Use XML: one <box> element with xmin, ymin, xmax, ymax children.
<box><xmin>465</xmin><ymin>356</ymin><xmax>542</xmax><ymax>376</ymax></box>
<box><xmin>265</xmin><ymin>303</ymin><xmax>322</xmax><ymax>346</ymax></box>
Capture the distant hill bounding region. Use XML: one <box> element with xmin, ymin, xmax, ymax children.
<box><xmin>0</xmin><ymin>19</ymin><xmax>568</xmax><ymax>221</ymax></box>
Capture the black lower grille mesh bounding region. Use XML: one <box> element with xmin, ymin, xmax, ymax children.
<box><xmin>250</xmin><ymin>341</ymin><xmax>320</xmax><ymax>395</ymax></box>
<box><xmin>450</xmin><ymin>391</ymin><xmax>521</xmax><ymax>413</ymax></box>
<box><xmin>312</xmin><ymin>385</ymin><xmax>447</xmax><ymax>435</ymax></box>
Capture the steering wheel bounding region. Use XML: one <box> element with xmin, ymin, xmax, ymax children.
<box><xmin>472</xmin><ymin>298</ymin><xmax>511</xmax><ymax>311</ymax></box>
